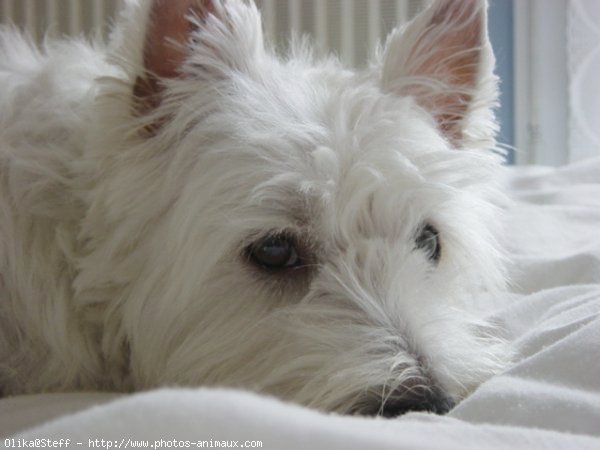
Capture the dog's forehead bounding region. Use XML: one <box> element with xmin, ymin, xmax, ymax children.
<box><xmin>218</xmin><ymin>64</ymin><xmax>455</xmax><ymax>236</ymax></box>
<box><xmin>227</xmin><ymin>62</ymin><xmax>447</xmax><ymax>180</ymax></box>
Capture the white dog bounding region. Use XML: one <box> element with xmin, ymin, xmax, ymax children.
<box><xmin>0</xmin><ymin>0</ymin><xmax>510</xmax><ymax>416</ymax></box>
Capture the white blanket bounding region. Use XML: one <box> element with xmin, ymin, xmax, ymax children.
<box><xmin>2</xmin><ymin>159</ymin><xmax>600</xmax><ymax>449</ymax></box>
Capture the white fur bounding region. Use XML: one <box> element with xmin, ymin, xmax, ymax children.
<box><xmin>0</xmin><ymin>0</ymin><xmax>510</xmax><ymax>415</ymax></box>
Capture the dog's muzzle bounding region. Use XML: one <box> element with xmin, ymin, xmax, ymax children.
<box><xmin>355</xmin><ymin>384</ymin><xmax>456</xmax><ymax>418</ymax></box>
<box><xmin>380</xmin><ymin>387</ymin><xmax>456</xmax><ymax>417</ymax></box>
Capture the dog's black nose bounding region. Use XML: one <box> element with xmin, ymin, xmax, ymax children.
<box><xmin>379</xmin><ymin>388</ymin><xmax>456</xmax><ymax>417</ymax></box>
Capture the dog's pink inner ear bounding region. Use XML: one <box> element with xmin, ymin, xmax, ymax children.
<box><xmin>133</xmin><ymin>0</ymin><xmax>216</xmax><ymax>113</ymax></box>
<box><xmin>383</xmin><ymin>0</ymin><xmax>486</xmax><ymax>145</ymax></box>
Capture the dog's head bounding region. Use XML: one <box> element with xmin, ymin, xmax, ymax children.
<box><xmin>79</xmin><ymin>0</ymin><xmax>509</xmax><ymax>415</ymax></box>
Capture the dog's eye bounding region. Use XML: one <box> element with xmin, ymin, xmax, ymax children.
<box><xmin>415</xmin><ymin>224</ymin><xmax>441</xmax><ymax>262</ymax></box>
<box><xmin>248</xmin><ymin>233</ymin><xmax>303</xmax><ymax>270</ymax></box>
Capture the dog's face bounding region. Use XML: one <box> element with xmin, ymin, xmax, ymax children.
<box><xmin>79</xmin><ymin>0</ymin><xmax>509</xmax><ymax>415</ymax></box>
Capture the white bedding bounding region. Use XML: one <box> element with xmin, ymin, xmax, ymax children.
<box><xmin>2</xmin><ymin>158</ymin><xmax>600</xmax><ymax>448</ymax></box>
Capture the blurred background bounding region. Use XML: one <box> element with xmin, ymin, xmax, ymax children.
<box><xmin>1</xmin><ymin>0</ymin><xmax>598</xmax><ymax>166</ymax></box>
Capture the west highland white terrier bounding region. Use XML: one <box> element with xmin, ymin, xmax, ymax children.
<box><xmin>0</xmin><ymin>0</ymin><xmax>510</xmax><ymax>416</ymax></box>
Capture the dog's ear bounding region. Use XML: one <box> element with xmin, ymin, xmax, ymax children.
<box><xmin>132</xmin><ymin>0</ymin><xmax>264</xmax><ymax>114</ymax></box>
<box><xmin>380</xmin><ymin>0</ymin><xmax>497</xmax><ymax>148</ymax></box>
<box><xmin>143</xmin><ymin>0</ymin><xmax>215</xmax><ymax>80</ymax></box>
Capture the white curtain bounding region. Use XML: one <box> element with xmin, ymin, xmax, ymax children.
<box><xmin>515</xmin><ymin>0</ymin><xmax>600</xmax><ymax>165</ymax></box>
<box><xmin>568</xmin><ymin>0</ymin><xmax>600</xmax><ymax>162</ymax></box>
